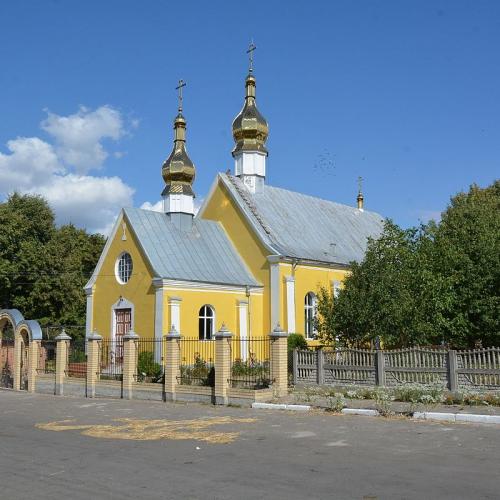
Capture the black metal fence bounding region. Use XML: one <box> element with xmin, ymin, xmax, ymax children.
<box><xmin>229</xmin><ymin>337</ymin><xmax>272</xmax><ymax>390</ymax></box>
<box><xmin>37</xmin><ymin>340</ymin><xmax>56</xmax><ymax>374</ymax></box>
<box><xmin>178</xmin><ymin>338</ymin><xmax>215</xmax><ymax>387</ymax></box>
<box><xmin>67</xmin><ymin>340</ymin><xmax>86</xmax><ymax>378</ymax></box>
<box><xmin>135</xmin><ymin>338</ymin><xmax>164</xmax><ymax>383</ymax></box>
<box><xmin>99</xmin><ymin>339</ymin><xmax>123</xmax><ymax>381</ymax></box>
<box><xmin>0</xmin><ymin>339</ymin><xmax>14</xmax><ymax>388</ymax></box>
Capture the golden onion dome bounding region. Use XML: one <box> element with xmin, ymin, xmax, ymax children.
<box><xmin>161</xmin><ymin>111</ymin><xmax>196</xmax><ymax>197</ymax></box>
<box><xmin>232</xmin><ymin>73</ymin><xmax>269</xmax><ymax>157</ymax></box>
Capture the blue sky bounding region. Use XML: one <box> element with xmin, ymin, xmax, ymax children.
<box><xmin>0</xmin><ymin>0</ymin><xmax>498</xmax><ymax>233</ymax></box>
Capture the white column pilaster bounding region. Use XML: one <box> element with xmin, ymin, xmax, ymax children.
<box><xmin>85</xmin><ymin>287</ymin><xmax>93</xmax><ymax>339</ymax></box>
<box><xmin>168</xmin><ymin>297</ymin><xmax>182</xmax><ymax>333</ymax></box>
<box><xmin>153</xmin><ymin>279</ymin><xmax>165</xmax><ymax>364</ymax></box>
<box><xmin>285</xmin><ymin>276</ymin><xmax>296</xmax><ymax>333</ymax></box>
<box><xmin>238</xmin><ymin>300</ymin><xmax>249</xmax><ymax>361</ymax></box>
<box><xmin>269</xmin><ymin>256</ymin><xmax>280</xmax><ymax>330</ymax></box>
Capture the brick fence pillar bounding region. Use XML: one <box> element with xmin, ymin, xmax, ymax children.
<box><xmin>122</xmin><ymin>331</ymin><xmax>139</xmax><ymax>400</ymax></box>
<box><xmin>55</xmin><ymin>330</ymin><xmax>72</xmax><ymax>395</ymax></box>
<box><xmin>13</xmin><ymin>334</ymin><xmax>22</xmax><ymax>391</ymax></box>
<box><xmin>164</xmin><ymin>326</ymin><xmax>181</xmax><ymax>402</ymax></box>
<box><xmin>270</xmin><ymin>325</ymin><xmax>288</xmax><ymax>397</ymax></box>
<box><xmin>86</xmin><ymin>331</ymin><xmax>102</xmax><ymax>398</ymax></box>
<box><xmin>215</xmin><ymin>324</ymin><xmax>232</xmax><ymax>405</ymax></box>
<box><xmin>27</xmin><ymin>340</ymin><xmax>40</xmax><ymax>393</ymax></box>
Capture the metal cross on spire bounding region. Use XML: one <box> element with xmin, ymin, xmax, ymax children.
<box><xmin>358</xmin><ymin>175</ymin><xmax>363</xmax><ymax>194</ymax></box>
<box><xmin>247</xmin><ymin>41</ymin><xmax>257</xmax><ymax>73</ymax></box>
<box><xmin>176</xmin><ymin>79</ymin><xmax>186</xmax><ymax>112</ymax></box>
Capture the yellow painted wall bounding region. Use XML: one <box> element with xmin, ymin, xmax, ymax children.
<box><xmin>161</xmin><ymin>288</ymin><xmax>263</xmax><ymax>339</ymax></box>
<box><xmin>200</xmin><ymin>179</ymin><xmax>269</xmax><ymax>335</ymax></box>
<box><xmin>92</xmin><ymin>214</ymin><xmax>156</xmax><ymax>339</ymax></box>
<box><xmin>279</xmin><ymin>263</ymin><xmax>348</xmax><ymax>345</ymax></box>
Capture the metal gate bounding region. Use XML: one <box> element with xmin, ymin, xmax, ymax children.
<box><xmin>20</xmin><ymin>341</ymin><xmax>29</xmax><ymax>390</ymax></box>
<box><xmin>0</xmin><ymin>339</ymin><xmax>14</xmax><ymax>389</ymax></box>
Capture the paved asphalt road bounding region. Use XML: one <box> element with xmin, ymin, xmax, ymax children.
<box><xmin>0</xmin><ymin>390</ymin><xmax>499</xmax><ymax>500</ymax></box>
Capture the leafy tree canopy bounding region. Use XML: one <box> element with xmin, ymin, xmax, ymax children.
<box><xmin>0</xmin><ymin>193</ymin><xmax>105</xmax><ymax>339</ymax></box>
<box><xmin>317</xmin><ymin>181</ymin><xmax>500</xmax><ymax>349</ymax></box>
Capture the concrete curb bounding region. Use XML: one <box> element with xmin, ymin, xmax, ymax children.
<box><xmin>252</xmin><ymin>402</ymin><xmax>311</xmax><ymax>411</ymax></box>
<box><xmin>413</xmin><ymin>411</ymin><xmax>500</xmax><ymax>424</ymax></box>
<box><xmin>341</xmin><ymin>408</ymin><xmax>379</xmax><ymax>417</ymax></box>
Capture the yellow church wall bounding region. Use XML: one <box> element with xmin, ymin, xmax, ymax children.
<box><xmin>200</xmin><ymin>179</ymin><xmax>271</xmax><ymax>335</ymax></box>
<box><xmin>278</xmin><ymin>262</ymin><xmax>348</xmax><ymax>345</ymax></box>
<box><xmin>160</xmin><ymin>287</ymin><xmax>264</xmax><ymax>339</ymax></box>
<box><xmin>92</xmin><ymin>214</ymin><xmax>156</xmax><ymax>340</ymax></box>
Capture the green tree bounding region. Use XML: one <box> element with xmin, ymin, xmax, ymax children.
<box><xmin>317</xmin><ymin>181</ymin><xmax>500</xmax><ymax>349</ymax></box>
<box><xmin>0</xmin><ymin>193</ymin><xmax>105</xmax><ymax>338</ymax></box>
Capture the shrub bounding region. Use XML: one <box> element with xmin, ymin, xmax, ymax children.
<box><xmin>326</xmin><ymin>392</ymin><xmax>346</xmax><ymax>412</ymax></box>
<box><xmin>137</xmin><ymin>351</ymin><xmax>162</xmax><ymax>381</ymax></box>
<box><xmin>288</xmin><ymin>333</ymin><xmax>308</xmax><ymax>351</ymax></box>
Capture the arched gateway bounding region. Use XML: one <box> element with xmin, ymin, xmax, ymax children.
<box><xmin>0</xmin><ymin>309</ymin><xmax>42</xmax><ymax>391</ymax></box>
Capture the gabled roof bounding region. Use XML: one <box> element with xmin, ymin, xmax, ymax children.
<box><xmin>217</xmin><ymin>173</ymin><xmax>385</xmax><ymax>266</ymax></box>
<box><xmin>123</xmin><ymin>207</ymin><xmax>260</xmax><ymax>287</ymax></box>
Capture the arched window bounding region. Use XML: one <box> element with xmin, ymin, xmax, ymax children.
<box><xmin>199</xmin><ymin>305</ymin><xmax>215</xmax><ymax>340</ymax></box>
<box><xmin>116</xmin><ymin>252</ymin><xmax>133</xmax><ymax>284</ymax></box>
<box><xmin>304</xmin><ymin>292</ymin><xmax>317</xmax><ymax>339</ymax></box>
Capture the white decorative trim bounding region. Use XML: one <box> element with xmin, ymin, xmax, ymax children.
<box><xmin>168</xmin><ymin>296</ymin><xmax>182</xmax><ymax>333</ymax></box>
<box><xmin>155</xmin><ymin>278</ymin><xmax>263</xmax><ymax>294</ymax></box>
<box><xmin>270</xmin><ymin>261</ymin><xmax>280</xmax><ymax>330</ymax></box>
<box><xmin>162</xmin><ymin>193</ymin><xmax>194</xmax><ymax>215</ymax></box>
<box><xmin>285</xmin><ymin>276</ymin><xmax>296</xmax><ymax>333</ymax></box>
<box><xmin>154</xmin><ymin>282</ymin><xmax>164</xmax><ymax>362</ymax></box>
<box><xmin>110</xmin><ymin>297</ymin><xmax>135</xmax><ymax>344</ymax></box>
<box><xmin>332</xmin><ymin>280</ymin><xmax>341</xmax><ymax>298</ymax></box>
<box><xmin>85</xmin><ymin>290</ymin><xmax>93</xmax><ymax>339</ymax></box>
<box><xmin>238</xmin><ymin>300</ymin><xmax>249</xmax><ymax>361</ymax></box>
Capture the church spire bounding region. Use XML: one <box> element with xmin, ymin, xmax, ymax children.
<box><xmin>161</xmin><ymin>80</ymin><xmax>196</xmax><ymax>228</ymax></box>
<box><xmin>357</xmin><ymin>176</ymin><xmax>364</xmax><ymax>211</ymax></box>
<box><xmin>231</xmin><ymin>42</ymin><xmax>269</xmax><ymax>193</ymax></box>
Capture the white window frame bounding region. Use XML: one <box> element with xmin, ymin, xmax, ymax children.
<box><xmin>304</xmin><ymin>292</ymin><xmax>317</xmax><ymax>340</ymax></box>
<box><xmin>198</xmin><ymin>305</ymin><xmax>215</xmax><ymax>340</ymax></box>
<box><xmin>115</xmin><ymin>252</ymin><xmax>133</xmax><ymax>284</ymax></box>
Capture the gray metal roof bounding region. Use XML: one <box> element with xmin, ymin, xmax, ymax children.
<box><xmin>219</xmin><ymin>173</ymin><xmax>385</xmax><ymax>265</ymax></box>
<box><xmin>123</xmin><ymin>207</ymin><xmax>261</xmax><ymax>287</ymax></box>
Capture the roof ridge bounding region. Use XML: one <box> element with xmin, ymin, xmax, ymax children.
<box><xmin>226</xmin><ymin>174</ymin><xmax>273</xmax><ymax>236</ymax></box>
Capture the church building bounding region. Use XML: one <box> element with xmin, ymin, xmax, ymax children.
<box><xmin>84</xmin><ymin>53</ymin><xmax>384</xmax><ymax>348</ymax></box>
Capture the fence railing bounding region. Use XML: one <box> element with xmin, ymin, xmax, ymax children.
<box><xmin>135</xmin><ymin>338</ymin><xmax>164</xmax><ymax>384</ymax></box>
<box><xmin>229</xmin><ymin>337</ymin><xmax>272</xmax><ymax>390</ymax></box>
<box><xmin>99</xmin><ymin>339</ymin><xmax>123</xmax><ymax>381</ymax></box>
<box><xmin>67</xmin><ymin>340</ymin><xmax>87</xmax><ymax>378</ymax></box>
<box><xmin>178</xmin><ymin>339</ymin><xmax>215</xmax><ymax>387</ymax></box>
<box><xmin>37</xmin><ymin>340</ymin><xmax>56</xmax><ymax>374</ymax></box>
<box><xmin>293</xmin><ymin>346</ymin><xmax>500</xmax><ymax>391</ymax></box>
<box><xmin>456</xmin><ymin>347</ymin><xmax>500</xmax><ymax>389</ymax></box>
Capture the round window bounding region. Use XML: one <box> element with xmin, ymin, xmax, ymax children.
<box><xmin>116</xmin><ymin>252</ymin><xmax>133</xmax><ymax>284</ymax></box>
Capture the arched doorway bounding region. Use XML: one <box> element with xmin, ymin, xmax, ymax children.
<box><xmin>0</xmin><ymin>309</ymin><xmax>24</xmax><ymax>390</ymax></box>
<box><xmin>0</xmin><ymin>310</ymin><xmax>43</xmax><ymax>391</ymax></box>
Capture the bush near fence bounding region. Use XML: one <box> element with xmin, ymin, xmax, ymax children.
<box><xmin>292</xmin><ymin>346</ymin><xmax>500</xmax><ymax>391</ymax></box>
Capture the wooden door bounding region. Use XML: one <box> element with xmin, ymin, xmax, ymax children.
<box><xmin>115</xmin><ymin>309</ymin><xmax>131</xmax><ymax>360</ymax></box>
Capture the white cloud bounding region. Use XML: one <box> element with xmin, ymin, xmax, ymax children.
<box><xmin>140</xmin><ymin>197</ymin><xmax>205</xmax><ymax>215</ymax></box>
<box><xmin>41</xmin><ymin>105</ymin><xmax>125</xmax><ymax>174</ymax></box>
<box><xmin>140</xmin><ymin>200</ymin><xmax>163</xmax><ymax>212</ymax></box>
<box><xmin>0</xmin><ymin>137</ymin><xmax>63</xmax><ymax>191</ymax></box>
<box><xmin>0</xmin><ymin>105</ymin><xmax>136</xmax><ymax>234</ymax></box>
<box><xmin>32</xmin><ymin>174</ymin><xmax>134</xmax><ymax>235</ymax></box>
